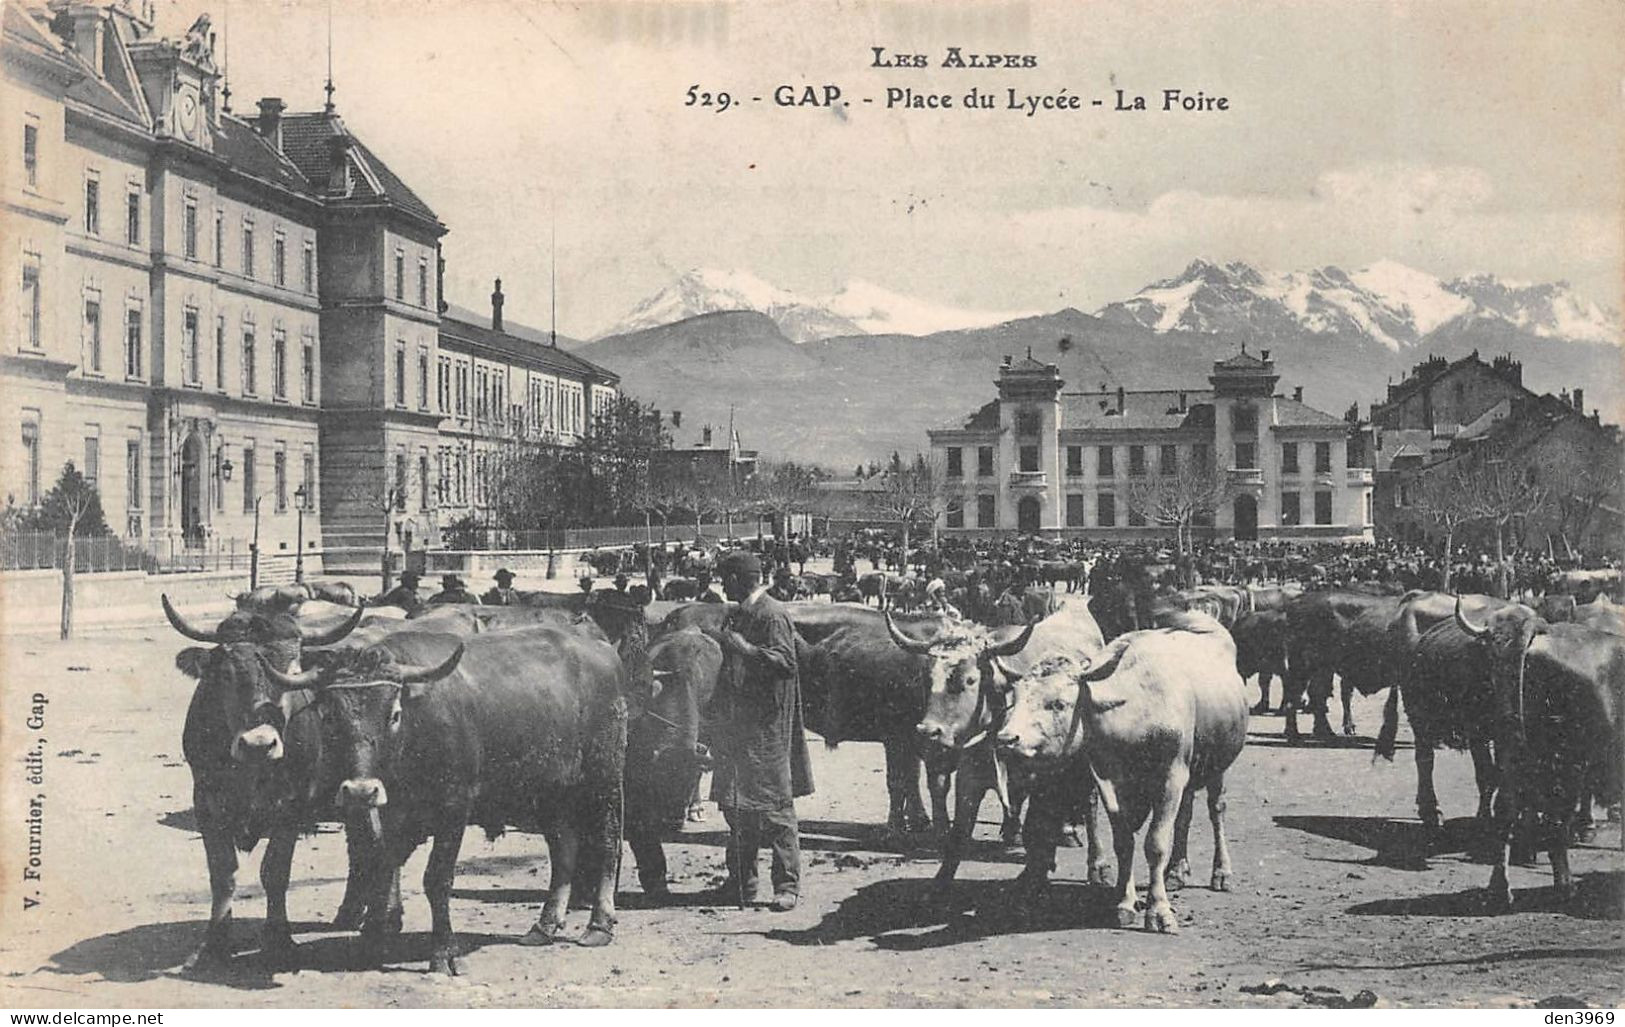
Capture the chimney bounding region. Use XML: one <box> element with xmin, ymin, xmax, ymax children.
<box><xmin>1001</xmin><ymin>355</ymin><xmax>1012</xmax><ymax>368</ymax></box>
<box><xmin>1572</xmin><ymin>388</ymin><xmax>1584</xmax><ymax>413</ymax></box>
<box><xmin>1293</xmin><ymin>385</ymin><xmax>1304</xmax><ymax>403</ymax></box>
<box><xmin>671</xmin><ymin>410</ymin><xmax>682</xmax><ymax>427</ymax></box>
<box><xmin>702</xmin><ymin>425</ymin><xmax>713</xmax><ymax>447</ymax></box>
<box><xmin>491</xmin><ymin>278</ymin><xmax>505</xmax><ymax>333</ymax></box>
<box><xmin>326</xmin><ymin>133</ymin><xmax>353</xmax><ymax>194</ymax></box>
<box><xmin>1116</xmin><ymin>386</ymin><xmax>1126</xmax><ymax>414</ymax></box>
<box><xmin>1178</xmin><ymin>390</ymin><xmax>1188</xmax><ymax>411</ymax></box>
<box><xmin>255</xmin><ymin>97</ymin><xmax>285</xmax><ymax>151</ymax></box>
<box><xmin>71</xmin><ymin>9</ymin><xmax>104</xmax><ymax>76</ymax></box>
<box><xmin>1260</xmin><ymin>348</ymin><xmax>1271</xmax><ymax>362</ymax></box>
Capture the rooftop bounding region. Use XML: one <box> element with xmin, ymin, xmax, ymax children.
<box><xmin>439</xmin><ymin>315</ymin><xmax>618</xmax><ymax>383</ymax></box>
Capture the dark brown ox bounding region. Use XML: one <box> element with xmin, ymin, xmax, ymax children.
<box><xmin>1231</xmin><ymin>610</ymin><xmax>1289</xmax><ymax>714</ymax></box>
<box><xmin>1454</xmin><ymin>600</ymin><xmax>1625</xmax><ymax>909</ymax></box>
<box><xmin>1281</xmin><ymin>589</ymin><xmax>1406</xmax><ymax>741</ymax></box>
<box><xmin>996</xmin><ymin>615</ymin><xmax>1248</xmax><ymax>933</ymax></box>
<box><xmin>903</xmin><ymin>601</ymin><xmax>1109</xmax><ymax>896</ymax></box>
<box><xmin>287</xmin><ymin>625</ymin><xmax>626</xmax><ymax>973</ymax></box>
<box><xmin>163</xmin><ymin>595</ymin><xmax>367</xmax><ymax>969</ymax></box>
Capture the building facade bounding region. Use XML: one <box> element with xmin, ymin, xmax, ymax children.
<box><xmin>929</xmin><ymin>350</ymin><xmax>1374</xmax><ymax>541</ymax></box>
<box><xmin>2</xmin><ymin>2</ymin><xmax>617</xmax><ymax>573</ymax></box>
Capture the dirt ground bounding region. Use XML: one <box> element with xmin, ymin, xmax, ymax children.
<box><xmin>1</xmin><ymin>623</ymin><xmax>1621</xmax><ymax>1009</ymax></box>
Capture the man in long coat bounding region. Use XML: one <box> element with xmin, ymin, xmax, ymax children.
<box><xmin>708</xmin><ymin>551</ymin><xmax>813</xmax><ymax>911</ymax></box>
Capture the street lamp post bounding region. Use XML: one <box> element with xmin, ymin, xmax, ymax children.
<box><xmin>293</xmin><ymin>483</ymin><xmax>308</xmax><ymax>584</ymax></box>
<box><xmin>250</xmin><ymin>492</ymin><xmax>264</xmax><ymax>589</ymax></box>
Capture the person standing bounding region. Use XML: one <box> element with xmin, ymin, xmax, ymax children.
<box><xmin>482</xmin><ymin>568</ymin><xmax>521</xmax><ymax>606</ymax></box>
<box><xmin>706</xmin><ymin>551</ymin><xmax>813</xmax><ymax>911</ymax></box>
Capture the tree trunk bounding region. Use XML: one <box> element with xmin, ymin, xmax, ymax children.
<box><xmin>59</xmin><ymin>520</ymin><xmax>77</xmax><ymax>639</ymax></box>
<box><xmin>1438</xmin><ymin>527</ymin><xmax>1454</xmax><ymax>591</ymax></box>
<box><xmin>1493</xmin><ymin>523</ymin><xmax>1508</xmax><ymax>599</ymax></box>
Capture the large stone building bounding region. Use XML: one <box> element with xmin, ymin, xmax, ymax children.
<box><xmin>2</xmin><ymin>2</ymin><xmax>616</xmax><ymax>574</ymax></box>
<box><xmin>928</xmin><ymin>350</ymin><xmax>1375</xmax><ymax>540</ymax></box>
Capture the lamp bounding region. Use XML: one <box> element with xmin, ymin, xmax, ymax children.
<box><xmin>292</xmin><ymin>483</ymin><xmax>309</xmax><ymax>584</ymax></box>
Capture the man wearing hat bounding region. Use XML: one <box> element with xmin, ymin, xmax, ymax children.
<box><xmin>375</xmin><ymin>569</ymin><xmax>424</xmax><ymax>613</ymax></box>
<box><xmin>705</xmin><ymin>550</ymin><xmax>813</xmax><ymax>911</ymax></box>
<box><xmin>767</xmin><ymin>565</ymin><xmax>798</xmax><ymax>602</ymax></box>
<box><xmin>483</xmin><ymin>568</ymin><xmax>520</xmax><ymax>606</ymax></box>
<box><xmin>428</xmin><ymin>573</ymin><xmax>482</xmax><ymax>605</ymax></box>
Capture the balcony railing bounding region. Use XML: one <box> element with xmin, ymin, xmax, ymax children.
<box><xmin>1008</xmin><ymin>471</ymin><xmax>1047</xmax><ymax>489</ymax></box>
<box><xmin>1226</xmin><ymin>466</ymin><xmax>1264</xmax><ymax>487</ymax></box>
<box><xmin>1346</xmin><ymin>467</ymin><xmax>1374</xmax><ymax>486</ymax></box>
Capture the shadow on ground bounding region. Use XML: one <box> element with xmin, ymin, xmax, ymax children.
<box><xmin>1274</xmin><ymin>814</ymin><xmax>1491</xmax><ymax>869</ymax></box>
<box><xmin>1344</xmin><ymin>870</ymin><xmax>1625</xmax><ymax>921</ymax></box>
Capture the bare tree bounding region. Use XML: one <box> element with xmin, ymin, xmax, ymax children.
<box><xmin>1121</xmin><ymin>459</ymin><xmax>1236</xmax><ymax>560</ymax></box>
<box><xmin>29</xmin><ymin>462</ymin><xmax>110</xmax><ymax>639</ymax></box>
<box><xmin>871</xmin><ymin>452</ymin><xmax>946</xmax><ymax>555</ymax></box>
<box><xmin>1545</xmin><ymin>448</ymin><xmax>1623</xmax><ymax>560</ymax></box>
<box><xmin>1410</xmin><ymin>465</ymin><xmax>1480</xmax><ymax>591</ymax></box>
<box><xmin>1459</xmin><ymin>457</ymin><xmax>1548</xmax><ymax>598</ymax></box>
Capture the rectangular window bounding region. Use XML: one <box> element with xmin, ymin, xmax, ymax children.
<box><xmin>1281</xmin><ymin>492</ymin><xmax>1301</xmax><ymax>526</ymax></box>
<box><xmin>1232</xmin><ymin>404</ymin><xmax>1257</xmax><ymax>433</ymax></box>
<box><xmin>1066</xmin><ymin>493</ymin><xmax>1085</xmax><ymax>527</ymax></box>
<box><xmin>1160</xmin><ymin>444</ymin><xmax>1177</xmax><ymax>476</ymax></box>
<box><xmin>394</xmin><ymin>343</ymin><xmax>407</xmax><ymax>407</ymax></box>
<box><xmin>302</xmin><ymin>453</ymin><xmax>315</xmax><ymax>509</ymax></box>
<box><xmin>124</xmin><ymin>307</ymin><xmax>143</xmax><ymax>379</ymax></box>
<box><xmin>83</xmin><ymin>436</ymin><xmax>100</xmax><ymax>490</ymax></box>
<box><xmin>1098</xmin><ymin>492</ymin><xmax>1117</xmax><ymax>527</ymax></box>
<box><xmin>417</xmin><ymin>349</ymin><xmax>429</xmax><ymax>410</ymax></box>
<box><xmin>1127</xmin><ymin>503</ymin><xmax>1146</xmax><ymax>527</ymax></box>
<box><xmin>1281</xmin><ymin>442</ymin><xmax>1299</xmax><ymax>474</ymax></box>
<box><xmin>215</xmin><ymin>316</ymin><xmax>226</xmax><ymax>390</ymax></box>
<box><xmin>126</xmin><ymin>439</ymin><xmax>143</xmax><ymax>510</ymax></box>
<box><xmin>126</xmin><ymin>188</ymin><xmax>140</xmax><ymax>245</ymax></box>
<box><xmin>1066</xmin><ymin>445</ymin><xmax>1083</xmax><ymax>477</ymax></box>
<box><xmin>419</xmin><ymin>454</ymin><xmax>431</xmax><ymax>511</ymax></box>
<box><xmin>394</xmin><ymin>453</ymin><xmax>407</xmax><ymax>512</ymax></box>
<box><xmin>976</xmin><ymin>493</ymin><xmax>996</xmax><ymax>528</ymax></box>
<box><xmin>1016</xmin><ymin>409</ymin><xmax>1040</xmax><ymax>436</ymax></box>
<box><xmin>437</xmin><ymin>357</ymin><xmax>452</xmax><ymax>413</ymax></box>
<box><xmin>1019</xmin><ymin>444</ymin><xmax>1039</xmax><ymax>473</ymax></box>
<box><xmin>85</xmin><ymin>176</ymin><xmax>100</xmax><ymax>235</ymax></box>
<box><xmin>417</xmin><ymin>258</ymin><xmax>429</xmax><ymax>307</ymax></box>
<box><xmin>21</xmin><ymin>261</ymin><xmax>41</xmax><ymax>350</ymax></box>
<box><xmin>1314</xmin><ymin>490</ymin><xmax>1333</xmax><ymax>525</ymax></box>
<box><xmin>84</xmin><ymin>297</ymin><xmax>101</xmax><ymax>371</ymax></box>
<box><xmin>977</xmin><ymin>446</ymin><xmax>993</xmax><ymax>477</ymax></box>
<box><xmin>214</xmin><ymin>209</ymin><xmax>224</xmax><ymax>268</ymax></box>
<box><xmin>455</xmin><ymin>363</ymin><xmax>469</xmax><ymax>416</ymax></box>
<box><xmin>946</xmin><ymin>447</ymin><xmax>962</xmax><ymax>479</ymax></box>
<box><xmin>1235</xmin><ymin>442</ymin><xmax>1256</xmax><ymax>470</ymax></box>
<box><xmin>241</xmin><ymin>326</ymin><xmax>256</xmax><ymax>395</ymax></box>
<box><xmin>274</xmin><ymin>450</ymin><xmax>287</xmax><ymax>512</ymax></box>
<box><xmin>1315</xmin><ymin>441</ymin><xmax>1332</xmax><ymax>474</ymax></box>
<box><xmin>241</xmin><ymin>446</ymin><xmax>255</xmax><ymax>513</ymax></box>
<box><xmin>183</xmin><ymin>199</ymin><xmax>199</xmax><ymax>259</ymax></box>
<box><xmin>394</xmin><ymin>249</ymin><xmax>405</xmax><ymax>301</ymax></box>
<box><xmin>302</xmin><ymin>240</ymin><xmax>315</xmax><ymax>293</ymax></box>
<box><xmin>1097</xmin><ymin>446</ymin><xmax>1115</xmax><ymax>477</ymax></box>
<box><xmin>272</xmin><ymin>232</ymin><xmax>286</xmax><ymax>287</ymax></box>
<box><xmin>241</xmin><ymin>219</ymin><xmax>254</xmax><ymax>277</ymax></box>
<box><xmin>946</xmin><ymin>500</ymin><xmax>964</xmax><ymax>529</ymax></box>
<box><xmin>272</xmin><ymin>329</ymin><xmax>287</xmax><ymax>399</ymax></box>
<box><xmin>23</xmin><ymin>124</ymin><xmax>38</xmax><ymax>187</ymax></box>
<box><xmin>1092</xmin><ymin>494</ymin><xmax>1118</xmax><ymax>529</ymax></box>
<box><xmin>214</xmin><ymin>448</ymin><xmax>224</xmax><ymax>512</ymax></box>
<box><xmin>300</xmin><ymin>338</ymin><xmax>315</xmax><ymax>403</ymax></box>
<box><xmin>182</xmin><ymin>308</ymin><xmax>200</xmax><ymax>384</ymax></box>
<box><xmin>455</xmin><ymin>450</ymin><xmax>468</xmax><ymax>504</ymax></box>
<box><xmin>1128</xmin><ymin>445</ymin><xmax>1145</xmax><ymax>476</ymax></box>
<box><xmin>21</xmin><ymin>422</ymin><xmax>40</xmax><ymax>507</ymax></box>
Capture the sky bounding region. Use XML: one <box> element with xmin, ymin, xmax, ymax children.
<box><xmin>154</xmin><ymin>0</ymin><xmax>1624</xmax><ymax>339</ymax></box>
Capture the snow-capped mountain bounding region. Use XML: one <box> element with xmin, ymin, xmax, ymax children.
<box><xmin>597</xmin><ymin>268</ymin><xmax>1032</xmax><ymax>342</ymax></box>
<box><xmin>1096</xmin><ymin>259</ymin><xmax>1619</xmax><ymax>350</ymax></box>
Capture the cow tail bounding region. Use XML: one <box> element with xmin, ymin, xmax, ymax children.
<box><xmin>1374</xmin><ymin>678</ymin><xmax>1402</xmax><ymax>762</ymax></box>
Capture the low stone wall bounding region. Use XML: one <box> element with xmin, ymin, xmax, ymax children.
<box><xmin>421</xmin><ymin>549</ymin><xmax>604</xmax><ymax>582</ymax></box>
<box><xmin>0</xmin><ymin>567</ymin><xmax>249</xmax><ymax>635</ymax></box>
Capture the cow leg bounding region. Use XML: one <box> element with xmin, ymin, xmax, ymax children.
<box><xmin>1251</xmin><ymin>672</ymin><xmax>1272</xmax><ymax>716</ymax></box>
<box><xmin>1207</xmin><ymin>773</ymin><xmax>1234</xmax><ymax>892</ymax></box>
<box><xmin>524</xmin><ymin>826</ymin><xmax>580</xmax><ymax>945</ymax></box>
<box><xmin>1165</xmin><ymin>785</ymin><xmax>1195</xmax><ymax>891</ymax></box>
<box><xmin>1000</xmin><ymin>776</ymin><xmax>1028</xmax><ymax>846</ymax></box>
<box><xmin>334</xmin><ymin>819</ymin><xmax>372</xmax><ymax>930</ymax></box>
<box><xmin>926</xmin><ymin>762</ymin><xmax>953</xmax><ymax>849</ymax></box>
<box><xmin>258</xmin><ymin>822</ymin><xmax>299</xmax><ymax>967</ymax></box>
<box><xmin>183</xmin><ymin>819</ymin><xmax>239</xmax><ymax>971</ymax></box>
<box><xmin>1107</xmin><ymin>798</ymin><xmax>1147</xmax><ymax>929</ymax></box>
<box><xmin>582</xmin><ymin>784</ymin><xmax>623</xmax><ymax>947</ymax></box>
<box><xmin>1414</xmin><ymin>739</ymin><xmax>1443</xmax><ymax>832</ymax></box>
<box><xmin>1014</xmin><ymin>787</ymin><xmax>1063</xmax><ymax>903</ymax></box>
<box><xmin>422</xmin><ymin>827</ymin><xmax>467</xmax><ymax>975</ymax></box>
<box><xmin>1571</xmin><ymin>785</ymin><xmax>1597</xmax><ymax>845</ymax></box>
<box><xmin>1339</xmin><ymin>679</ymin><xmax>1359</xmax><ymax>737</ymax></box>
<box><xmin>933</xmin><ymin>763</ymin><xmax>986</xmax><ymax>898</ymax></box>
<box><xmin>1143</xmin><ymin>765</ymin><xmax>1190</xmax><ymax>934</ymax></box>
<box><xmin>1309</xmin><ymin>670</ymin><xmax>1336</xmax><ymax>741</ymax></box>
<box><xmin>359</xmin><ymin>819</ymin><xmax>418</xmax><ymax>961</ymax></box>
<box><xmin>1469</xmin><ymin>741</ymin><xmax>1499</xmax><ymax>827</ymax></box>
<box><xmin>1484</xmin><ymin>753</ymin><xmax>1522</xmax><ymax>911</ymax></box>
<box><xmin>1281</xmin><ymin>664</ymin><xmax>1308</xmax><ymax>743</ymax></box>
<box><xmin>1546</xmin><ymin>782</ymin><xmax>1579</xmax><ymax>902</ymax></box>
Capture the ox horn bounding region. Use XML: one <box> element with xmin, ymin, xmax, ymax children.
<box><xmin>1076</xmin><ymin>638</ymin><xmax>1131</xmax><ymax>682</ymax></box>
<box><xmin>885</xmin><ymin>612</ymin><xmax>935</xmax><ymax>655</ymax></box>
<box><xmin>299</xmin><ymin>606</ymin><xmax>366</xmax><ymax>647</ymax></box>
<box><xmin>391</xmin><ymin>643</ymin><xmax>466</xmax><ymax>684</ymax></box>
<box><xmin>1454</xmin><ymin>594</ymin><xmax>1489</xmax><ymax>639</ymax></box>
<box><xmin>162</xmin><ymin>594</ymin><xmax>221</xmax><ymax>643</ymax></box>
<box><xmin>261</xmin><ymin>658</ymin><xmax>333</xmax><ymax>690</ymax></box>
<box><xmin>987</xmin><ymin>618</ymin><xmax>1038</xmax><ymax>659</ymax></box>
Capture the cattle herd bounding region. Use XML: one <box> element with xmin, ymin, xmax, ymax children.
<box><xmin>158</xmin><ymin>534</ymin><xmax>1624</xmax><ymax>977</ymax></box>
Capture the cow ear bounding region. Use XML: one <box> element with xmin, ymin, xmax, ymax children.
<box><xmin>175</xmin><ymin>647</ymin><xmax>209</xmax><ymax>678</ymax></box>
<box><xmin>1081</xmin><ymin>679</ymin><xmax>1128</xmax><ymax>713</ymax></box>
<box><xmin>401</xmin><ymin>681</ymin><xmax>437</xmax><ymax>704</ymax></box>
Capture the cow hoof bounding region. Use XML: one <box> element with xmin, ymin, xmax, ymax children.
<box><xmin>1420</xmin><ymin>808</ymin><xmax>1444</xmax><ymax>833</ymax></box>
<box><xmin>259</xmin><ymin>929</ymin><xmax>297</xmax><ymax>969</ymax></box>
<box><xmin>1146</xmin><ymin>906</ymin><xmax>1180</xmax><ymax>934</ymax></box>
<box><xmin>1211</xmin><ymin>870</ymin><xmax>1232</xmax><ymax>892</ymax></box>
<box><xmin>429</xmin><ymin>948</ymin><xmax>464</xmax><ymax>976</ymax></box>
<box><xmin>1250</xmin><ymin>701</ymin><xmax>1272</xmax><ymax>716</ymax></box>
<box><xmin>1342</xmin><ymin>722</ymin><xmax>1357</xmax><ymax>738</ymax></box>
<box><xmin>362</xmin><ymin>906</ymin><xmax>404</xmax><ymax>937</ymax></box>
<box><xmin>1571</xmin><ymin>822</ymin><xmax>1597</xmax><ymax>845</ymax></box>
<box><xmin>579</xmin><ymin>923</ymin><xmax>615</xmax><ymax>947</ymax></box>
<box><xmin>332</xmin><ymin>901</ymin><xmax>366</xmax><ymax>931</ymax></box>
<box><xmin>1114</xmin><ymin>906</ymin><xmax>1138</xmax><ymax>929</ymax></box>
<box><xmin>1060</xmin><ymin>828</ymin><xmax>1085</xmax><ymax>849</ymax></box>
<box><xmin>1283</xmin><ymin>725</ymin><xmax>1302</xmax><ymax>746</ymax></box>
<box><xmin>1312</xmin><ymin>721</ymin><xmax>1336</xmax><ymax>742</ymax></box>
<box><xmin>1087</xmin><ymin>863</ymin><xmax>1114</xmax><ymax>887</ymax></box>
<box><xmin>519</xmin><ymin>922</ymin><xmax>562</xmax><ymax>947</ymax></box>
<box><xmin>181</xmin><ymin>942</ymin><xmax>232</xmax><ymax>973</ymax></box>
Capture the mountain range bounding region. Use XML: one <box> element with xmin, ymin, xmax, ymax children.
<box><xmin>558</xmin><ymin>261</ymin><xmax>1619</xmax><ymax>469</ymax></box>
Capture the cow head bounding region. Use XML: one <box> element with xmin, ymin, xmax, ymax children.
<box><xmin>893</xmin><ymin>614</ymin><xmax>1036</xmax><ymax>750</ymax></box>
<box><xmin>1453</xmin><ymin>596</ymin><xmax>1545</xmax><ymax>728</ymax></box>
<box><xmin>277</xmin><ymin>643</ymin><xmax>464</xmax><ymax>820</ymax></box>
<box><xmin>165</xmin><ymin>594</ymin><xmax>363</xmax><ymax>764</ymax></box>
<box><xmin>997</xmin><ymin>641</ymin><xmax>1131</xmax><ymax>761</ymax></box>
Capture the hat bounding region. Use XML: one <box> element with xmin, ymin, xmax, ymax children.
<box><xmin>400</xmin><ymin>570</ymin><xmax>421</xmax><ymax>585</ymax></box>
<box><xmin>441</xmin><ymin>574</ymin><xmax>465</xmax><ymax>589</ymax></box>
<box><xmin>718</xmin><ymin>551</ymin><xmax>762</xmax><ymax>579</ymax></box>
<box><xmin>493</xmin><ymin>568</ymin><xmax>516</xmax><ymax>583</ymax></box>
